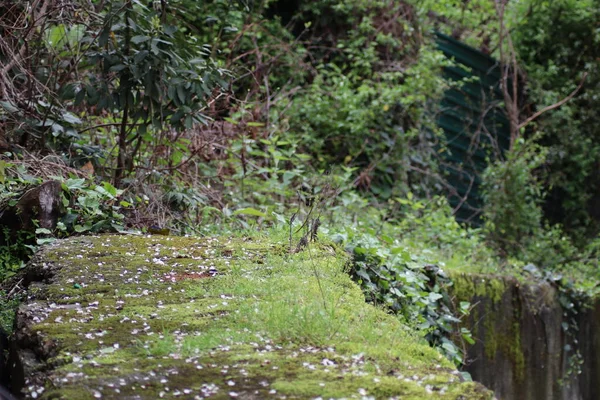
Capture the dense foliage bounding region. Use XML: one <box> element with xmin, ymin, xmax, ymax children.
<box><xmin>2</xmin><ymin>0</ymin><xmax>600</xmax><ymax>371</ymax></box>
<box><xmin>513</xmin><ymin>0</ymin><xmax>600</xmax><ymax>241</ymax></box>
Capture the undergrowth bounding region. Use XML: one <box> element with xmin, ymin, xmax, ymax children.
<box><xmin>1</xmin><ymin>0</ymin><xmax>599</xmax><ymax>377</ymax></box>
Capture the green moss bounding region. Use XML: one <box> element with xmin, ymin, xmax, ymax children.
<box><xmin>16</xmin><ymin>234</ymin><xmax>491</xmax><ymax>399</ymax></box>
<box><xmin>451</xmin><ymin>273</ymin><xmax>506</xmax><ymax>305</ymax></box>
<box><xmin>483</xmin><ymin>303</ymin><xmax>498</xmax><ymax>360</ymax></box>
<box><xmin>496</xmin><ymin>308</ymin><xmax>525</xmax><ymax>382</ymax></box>
<box><xmin>510</xmin><ymin>320</ymin><xmax>525</xmax><ymax>381</ymax></box>
<box><xmin>451</xmin><ymin>273</ymin><xmax>522</xmax><ymax>372</ymax></box>
<box><xmin>451</xmin><ymin>273</ymin><xmax>506</xmax><ymax>361</ymax></box>
<box><xmin>450</xmin><ymin>273</ymin><xmax>476</xmax><ymax>301</ymax></box>
<box><xmin>458</xmin><ymin>278</ymin><xmax>524</xmax><ymax>382</ymax></box>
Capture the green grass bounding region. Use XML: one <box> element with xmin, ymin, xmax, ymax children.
<box><xmin>16</xmin><ymin>233</ymin><xmax>492</xmax><ymax>399</ymax></box>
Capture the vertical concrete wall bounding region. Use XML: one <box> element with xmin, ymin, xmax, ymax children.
<box><xmin>452</xmin><ymin>274</ymin><xmax>599</xmax><ymax>400</ymax></box>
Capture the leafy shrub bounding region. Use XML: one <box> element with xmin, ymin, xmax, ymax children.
<box><xmin>342</xmin><ymin>231</ymin><xmax>473</xmax><ymax>365</ymax></box>
<box><xmin>481</xmin><ymin>138</ymin><xmax>600</xmax><ymax>284</ymax></box>
<box><xmin>282</xmin><ymin>38</ymin><xmax>448</xmax><ymax>197</ymax></box>
<box><xmin>481</xmin><ymin>139</ymin><xmax>546</xmax><ymax>256</ymax></box>
<box><xmin>0</xmin><ymin>161</ymin><xmax>42</xmax><ymax>279</ymax></box>
<box><xmin>0</xmin><ymin>231</ymin><xmax>32</xmax><ymax>281</ymax></box>
<box><xmin>0</xmin><ymin>290</ymin><xmax>22</xmax><ymax>332</ymax></box>
<box><xmin>512</xmin><ymin>0</ymin><xmax>600</xmax><ymax>240</ymax></box>
<box><xmin>327</xmin><ymin>195</ymin><xmax>486</xmax><ymax>365</ymax></box>
<box><xmin>57</xmin><ymin>179</ymin><xmax>129</xmax><ymax>235</ymax></box>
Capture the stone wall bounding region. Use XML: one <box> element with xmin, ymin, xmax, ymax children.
<box><xmin>453</xmin><ymin>274</ymin><xmax>599</xmax><ymax>400</ymax></box>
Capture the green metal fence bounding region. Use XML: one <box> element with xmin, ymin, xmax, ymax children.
<box><xmin>435</xmin><ymin>33</ymin><xmax>511</xmax><ymax>224</ymax></box>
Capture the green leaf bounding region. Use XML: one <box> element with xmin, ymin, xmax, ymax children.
<box><xmin>94</xmin><ymin>182</ymin><xmax>120</xmax><ymax>199</ymax></box>
<box><xmin>463</xmin><ymin>336</ymin><xmax>475</xmax><ymax>345</ymax></box>
<box><xmin>150</xmin><ymin>38</ymin><xmax>160</xmax><ymax>55</ymax></box>
<box><xmin>134</xmin><ymin>50</ymin><xmax>149</xmax><ymax>64</ymax></box>
<box><xmin>94</xmin><ymin>185</ymin><xmax>112</xmax><ymax>198</ymax></box>
<box><xmin>64</xmin><ymin>178</ymin><xmax>86</xmax><ymax>190</ymax></box>
<box><xmin>109</xmin><ymin>64</ymin><xmax>127</xmax><ymax>72</ymax></box>
<box><xmin>45</xmin><ymin>24</ymin><xmax>67</xmax><ymax>49</ymax></box>
<box><xmin>74</xmin><ymin>88</ymin><xmax>86</xmax><ymax>106</ymax></box>
<box><xmin>460</xmin><ymin>301</ymin><xmax>471</xmax><ymax>312</ymax></box>
<box><xmin>91</xmin><ymin>220</ymin><xmax>107</xmax><ymax>232</ymax></box>
<box><xmin>232</xmin><ymin>208</ymin><xmax>267</xmax><ymax>218</ymax></box>
<box><xmin>77</xmin><ymin>195</ymin><xmax>100</xmax><ymax>209</ymax></box>
<box><xmin>98</xmin><ymin>28</ymin><xmax>109</xmax><ymax>46</ymax></box>
<box><xmin>355</xmin><ymin>268</ymin><xmax>370</xmax><ymax>282</ymax></box>
<box><xmin>102</xmin><ymin>181</ymin><xmax>119</xmax><ymax>197</ymax></box>
<box><xmin>441</xmin><ymin>341</ymin><xmax>456</xmax><ymax>353</ymax></box>
<box><xmin>184</xmin><ymin>115</ymin><xmax>193</xmax><ymax>129</ymax></box>
<box><xmin>65</xmin><ymin>25</ymin><xmax>85</xmax><ymax>47</ymax></box>
<box><xmin>381</xmin><ymin>235</ymin><xmax>394</xmax><ymax>244</ymax></box>
<box><xmin>460</xmin><ymin>371</ymin><xmax>473</xmax><ymax>382</ymax></box>
<box><xmin>170</xmin><ymin>110</ymin><xmax>184</xmax><ymax>123</ymax></box>
<box><xmin>177</xmin><ymin>85</ymin><xmax>186</xmax><ymax>104</ymax></box>
<box><xmin>131</xmin><ymin>35</ymin><xmax>151</xmax><ymax>44</ymax></box>
<box><xmin>390</xmin><ymin>247</ymin><xmax>404</xmax><ymax>254</ymax></box>
<box><xmin>37</xmin><ymin>237</ymin><xmax>56</xmax><ymax>245</ymax></box>
<box><xmin>62</xmin><ymin>112</ymin><xmax>82</xmax><ymax>125</ymax></box>
<box><xmin>74</xmin><ymin>223</ymin><xmax>91</xmax><ymax>233</ymax></box>
<box><xmin>0</xmin><ymin>101</ymin><xmax>19</xmax><ymax>113</ymax></box>
<box><xmin>428</xmin><ymin>292</ymin><xmax>443</xmax><ymax>302</ymax></box>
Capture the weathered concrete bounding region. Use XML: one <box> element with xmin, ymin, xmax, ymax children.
<box><xmin>452</xmin><ymin>274</ymin><xmax>599</xmax><ymax>400</ymax></box>
<box><xmin>4</xmin><ymin>235</ymin><xmax>492</xmax><ymax>399</ymax></box>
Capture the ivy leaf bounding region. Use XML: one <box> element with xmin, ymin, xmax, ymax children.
<box><xmin>355</xmin><ymin>268</ymin><xmax>371</xmax><ymax>282</ymax></box>
<box><xmin>74</xmin><ymin>223</ymin><xmax>91</xmax><ymax>233</ymax></box>
<box><xmin>428</xmin><ymin>292</ymin><xmax>443</xmax><ymax>302</ymax></box>
<box><xmin>64</xmin><ymin>178</ymin><xmax>86</xmax><ymax>190</ymax></box>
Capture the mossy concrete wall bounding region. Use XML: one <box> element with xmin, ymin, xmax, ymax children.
<box><xmin>452</xmin><ymin>274</ymin><xmax>600</xmax><ymax>400</ymax></box>
<box><xmin>3</xmin><ymin>235</ymin><xmax>492</xmax><ymax>399</ymax></box>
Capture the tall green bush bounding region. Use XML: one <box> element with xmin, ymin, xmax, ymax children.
<box><xmin>512</xmin><ymin>0</ymin><xmax>600</xmax><ymax>241</ymax></box>
<box><xmin>272</xmin><ymin>1</ymin><xmax>449</xmax><ymax>198</ymax></box>
<box><xmin>481</xmin><ymin>139</ymin><xmax>546</xmax><ymax>256</ymax></box>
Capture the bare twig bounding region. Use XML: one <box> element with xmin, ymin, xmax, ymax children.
<box><xmin>6</xmin><ymin>278</ymin><xmax>23</xmax><ymax>298</ymax></box>
<box><xmin>517</xmin><ymin>73</ymin><xmax>587</xmax><ymax>130</ymax></box>
<box><xmin>495</xmin><ymin>0</ymin><xmax>587</xmax><ymax>148</ymax></box>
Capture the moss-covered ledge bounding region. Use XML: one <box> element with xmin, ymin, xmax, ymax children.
<box><xmin>7</xmin><ymin>234</ymin><xmax>491</xmax><ymax>399</ymax></box>
<box><xmin>450</xmin><ymin>272</ymin><xmax>600</xmax><ymax>400</ymax></box>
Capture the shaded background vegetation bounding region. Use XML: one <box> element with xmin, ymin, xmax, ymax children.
<box><xmin>1</xmin><ymin>0</ymin><xmax>600</xmax><ymax>369</ymax></box>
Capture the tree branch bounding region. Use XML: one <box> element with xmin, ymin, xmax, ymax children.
<box><xmin>517</xmin><ymin>72</ymin><xmax>587</xmax><ymax>130</ymax></box>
